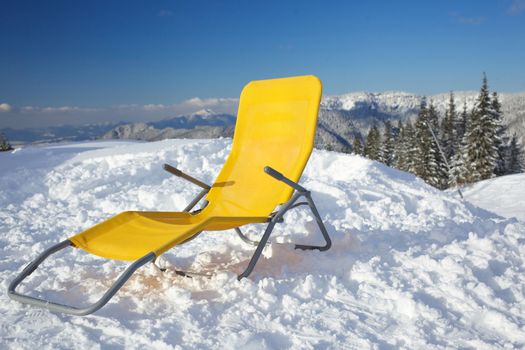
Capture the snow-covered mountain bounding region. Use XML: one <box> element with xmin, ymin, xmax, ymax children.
<box><xmin>0</xmin><ymin>110</ymin><xmax>237</xmax><ymax>146</ymax></box>
<box><xmin>99</xmin><ymin>109</ymin><xmax>359</xmax><ymax>152</ymax></box>
<box><xmin>100</xmin><ymin>110</ymin><xmax>236</xmax><ymax>142</ymax></box>
<box><xmin>99</xmin><ymin>91</ymin><xmax>525</xmax><ymax>152</ymax></box>
<box><xmin>149</xmin><ymin>109</ymin><xmax>236</xmax><ymax>129</ymax></box>
<box><xmin>100</xmin><ymin>122</ymin><xmax>235</xmax><ymax>141</ymax></box>
<box><xmin>0</xmin><ymin>122</ymin><xmax>124</xmax><ymax>145</ymax></box>
<box><xmin>1</xmin><ymin>139</ymin><xmax>524</xmax><ymax>348</ymax></box>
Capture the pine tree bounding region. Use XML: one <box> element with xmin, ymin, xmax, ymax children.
<box><xmin>507</xmin><ymin>134</ymin><xmax>524</xmax><ymax>174</ymax></box>
<box><xmin>352</xmin><ymin>136</ymin><xmax>364</xmax><ymax>156</ymax></box>
<box><xmin>462</xmin><ymin>73</ymin><xmax>498</xmax><ymax>182</ymax></box>
<box><xmin>0</xmin><ymin>133</ymin><xmax>13</xmax><ymax>152</ymax></box>
<box><xmin>442</xmin><ymin>91</ymin><xmax>457</xmax><ymax>162</ymax></box>
<box><xmin>380</xmin><ymin>120</ymin><xmax>395</xmax><ymax>166</ymax></box>
<box><xmin>364</xmin><ymin>124</ymin><xmax>382</xmax><ymax>161</ymax></box>
<box><xmin>449</xmin><ymin>143</ymin><xmax>470</xmax><ymax>187</ymax></box>
<box><xmin>404</xmin><ymin>120</ymin><xmax>418</xmax><ymax>174</ymax></box>
<box><xmin>450</xmin><ymin>107</ymin><xmax>476</xmax><ymax>186</ymax></box>
<box><xmin>490</xmin><ymin>91</ymin><xmax>508</xmax><ymax>175</ymax></box>
<box><xmin>414</xmin><ymin>98</ymin><xmax>445</xmax><ymax>188</ymax></box>
<box><xmin>448</xmin><ymin>101</ymin><xmax>470</xmax><ymax>186</ymax></box>
<box><xmin>456</xmin><ymin>101</ymin><xmax>468</xmax><ymax>149</ymax></box>
<box><xmin>428</xmin><ymin>102</ymin><xmax>449</xmax><ymax>189</ymax></box>
<box><xmin>393</xmin><ymin>120</ymin><xmax>407</xmax><ymax>170</ymax></box>
<box><xmin>414</xmin><ymin>98</ymin><xmax>429</xmax><ymax>179</ymax></box>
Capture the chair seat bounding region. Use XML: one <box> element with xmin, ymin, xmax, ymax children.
<box><xmin>70</xmin><ymin>212</ymin><xmax>204</xmax><ymax>260</ymax></box>
<box><xmin>69</xmin><ymin>211</ymin><xmax>269</xmax><ymax>260</ymax></box>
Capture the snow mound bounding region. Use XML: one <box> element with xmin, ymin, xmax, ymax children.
<box><xmin>1</xmin><ymin>139</ymin><xmax>524</xmax><ymax>349</ymax></box>
<box><xmin>463</xmin><ymin>173</ymin><xmax>525</xmax><ymax>221</ymax></box>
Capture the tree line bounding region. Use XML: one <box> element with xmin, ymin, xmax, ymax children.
<box><xmin>354</xmin><ymin>74</ymin><xmax>524</xmax><ymax>189</ymax></box>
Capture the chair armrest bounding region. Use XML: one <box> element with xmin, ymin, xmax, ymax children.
<box><xmin>264</xmin><ymin>166</ymin><xmax>308</xmax><ymax>193</ymax></box>
<box><xmin>163</xmin><ymin>164</ymin><xmax>211</xmax><ymax>190</ymax></box>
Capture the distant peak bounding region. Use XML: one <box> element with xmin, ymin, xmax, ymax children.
<box><xmin>191</xmin><ymin>108</ymin><xmax>215</xmax><ymax>117</ymax></box>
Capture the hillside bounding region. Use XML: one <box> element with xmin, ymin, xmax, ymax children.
<box><xmin>1</xmin><ymin>139</ymin><xmax>524</xmax><ymax>348</ymax></box>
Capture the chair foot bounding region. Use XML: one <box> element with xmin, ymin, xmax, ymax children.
<box><xmin>295</xmin><ymin>243</ymin><xmax>331</xmax><ymax>251</ymax></box>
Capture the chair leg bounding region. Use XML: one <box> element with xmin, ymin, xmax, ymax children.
<box><xmin>294</xmin><ymin>192</ymin><xmax>332</xmax><ymax>251</ymax></box>
<box><xmin>237</xmin><ymin>192</ymin><xmax>331</xmax><ymax>280</ymax></box>
<box><xmin>237</xmin><ymin>220</ymin><xmax>279</xmax><ymax>280</ymax></box>
<box><xmin>8</xmin><ymin>241</ymin><xmax>155</xmax><ymax>316</ymax></box>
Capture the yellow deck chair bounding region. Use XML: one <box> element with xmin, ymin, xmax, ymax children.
<box><xmin>8</xmin><ymin>75</ymin><xmax>332</xmax><ymax>316</ymax></box>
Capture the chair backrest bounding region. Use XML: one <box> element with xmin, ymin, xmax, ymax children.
<box><xmin>204</xmin><ymin>75</ymin><xmax>322</xmax><ymax>217</ymax></box>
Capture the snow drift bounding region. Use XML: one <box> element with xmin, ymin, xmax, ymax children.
<box><xmin>463</xmin><ymin>173</ymin><xmax>525</xmax><ymax>222</ymax></box>
<box><xmin>0</xmin><ymin>139</ymin><xmax>524</xmax><ymax>349</ymax></box>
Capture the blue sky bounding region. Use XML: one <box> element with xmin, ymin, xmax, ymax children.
<box><xmin>1</xmin><ymin>0</ymin><xmax>524</xmax><ymax>128</ymax></box>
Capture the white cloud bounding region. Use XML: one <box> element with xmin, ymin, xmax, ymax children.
<box><xmin>143</xmin><ymin>104</ymin><xmax>167</xmax><ymax>111</ymax></box>
<box><xmin>182</xmin><ymin>97</ymin><xmax>238</xmax><ymax>109</ymax></box>
<box><xmin>0</xmin><ymin>103</ymin><xmax>12</xmax><ymax>112</ymax></box>
<box><xmin>20</xmin><ymin>106</ymin><xmax>100</xmax><ymax>113</ymax></box>
<box><xmin>508</xmin><ymin>0</ymin><xmax>525</xmax><ymax>15</ymax></box>
<box><xmin>115</xmin><ymin>104</ymin><xmax>139</xmax><ymax>109</ymax></box>
<box><xmin>134</xmin><ymin>98</ymin><xmax>239</xmax><ymax>114</ymax></box>
<box><xmin>185</xmin><ymin>97</ymin><xmax>206</xmax><ymax>106</ymax></box>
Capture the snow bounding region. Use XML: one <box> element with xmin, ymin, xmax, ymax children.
<box><xmin>1</xmin><ymin>139</ymin><xmax>524</xmax><ymax>349</ymax></box>
<box><xmin>462</xmin><ymin>173</ymin><xmax>525</xmax><ymax>221</ymax></box>
<box><xmin>322</xmin><ymin>91</ymin><xmax>423</xmax><ymax>112</ymax></box>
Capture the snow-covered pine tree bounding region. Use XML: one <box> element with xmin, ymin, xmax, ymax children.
<box><xmin>364</xmin><ymin>124</ymin><xmax>381</xmax><ymax>161</ymax></box>
<box><xmin>448</xmin><ymin>101</ymin><xmax>469</xmax><ymax>185</ymax></box>
<box><xmin>380</xmin><ymin>120</ymin><xmax>395</xmax><ymax>166</ymax></box>
<box><xmin>414</xmin><ymin>98</ymin><xmax>429</xmax><ymax>179</ymax></box>
<box><xmin>463</xmin><ymin>73</ymin><xmax>498</xmax><ymax>182</ymax></box>
<box><xmin>428</xmin><ymin>102</ymin><xmax>449</xmax><ymax>189</ymax></box>
<box><xmin>414</xmin><ymin>98</ymin><xmax>444</xmax><ymax>188</ymax></box>
<box><xmin>507</xmin><ymin>134</ymin><xmax>524</xmax><ymax>174</ymax></box>
<box><xmin>0</xmin><ymin>133</ymin><xmax>13</xmax><ymax>152</ymax></box>
<box><xmin>393</xmin><ymin>120</ymin><xmax>407</xmax><ymax>171</ymax></box>
<box><xmin>404</xmin><ymin>120</ymin><xmax>418</xmax><ymax>174</ymax></box>
<box><xmin>490</xmin><ymin>91</ymin><xmax>509</xmax><ymax>176</ymax></box>
<box><xmin>352</xmin><ymin>137</ymin><xmax>364</xmax><ymax>156</ymax></box>
<box><xmin>455</xmin><ymin>101</ymin><xmax>468</xmax><ymax>151</ymax></box>
<box><xmin>450</xmin><ymin>103</ymin><xmax>476</xmax><ymax>186</ymax></box>
<box><xmin>449</xmin><ymin>142</ymin><xmax>470</xmax><ymax>187</ymax></box>
<box><xmin>442</xmin><ymin>91</ymin><xmax>457</xmax><ymax>162</ymax></box>
<box><xmin>415</xmin><ymin>100</ymin><xmax>430</xmax><ymax>179</ymax></box>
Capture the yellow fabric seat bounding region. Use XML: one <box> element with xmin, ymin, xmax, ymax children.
<box><xmin>70</xmin><ymin>211</ymin><xmax>269</xmax><ymax>260</ymax></box>
<box><xmin>70</xmin><ymin>212</ymin><xmax>197</xmax><ymax>261</ymax></box>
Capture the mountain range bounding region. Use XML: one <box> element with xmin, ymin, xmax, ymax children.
<box><xmin>102</xmin><ymin>91</ymin><xmax>525</xmax><ymax>152</ymax></box>
<box><xmin>3</xmin><ymin>91</ymin><xmax>524</xmax><ymax>152</ymax></box>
